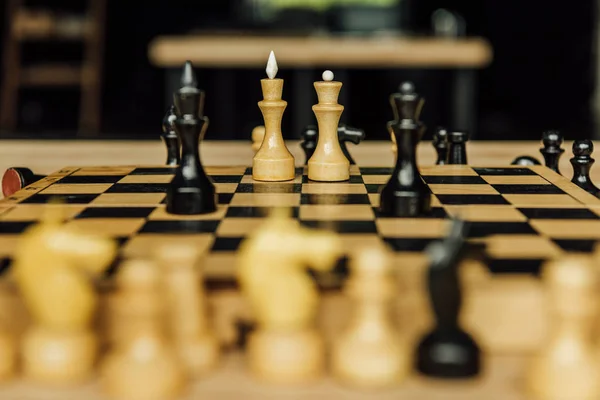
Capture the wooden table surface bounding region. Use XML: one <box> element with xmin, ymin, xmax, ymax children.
<box><xmin>148</xmin><ymin>35</ymin><xmax>493</xmax><ymax>68</ymax></box>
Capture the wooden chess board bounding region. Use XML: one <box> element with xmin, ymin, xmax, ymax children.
<box><xmin>0</xmin><ymin>163</ymin><xmax>599</xmax><ymax>398</ymax></box>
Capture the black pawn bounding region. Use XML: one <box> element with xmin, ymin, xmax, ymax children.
<box><xmin>300</xmin><ymin>124</ymin><xmax>365</xmax><ymax>165</ymax></box>
<box><xmin>570</xmin><ymin>139</ymin><xmax>600</xmax><ymax>198</ymax></box>
<box><xmin>447</xmin><ymin>131</ymin><xmax>469</xmax><ymax>165</ymax></box>
<box><xmin>539</xmin><ymin>130</ymin><xmax>564</xmax><ymax>174</ymax></box>
<box><xmin>166</xmin><ymin>61</ymin><xmax>217</xmax><ymax>215</ymax></box>
<box><xmin>161</xmin><ymin>105</ymin><xmax>181</xmax><ymax>166</ymax></box>
<box><xmin>511</xmin><ymin>155</ymin><xmax>541</xmax><ymax>166</ymax></box>
<box><xmin>379</xmin><ymin>83</ymin><xmax>432</xmax><ymax>217</ymax></box>
<box><xmin>432</xmin><ymin>127</ymin><xmax>449</xmax><ymax>165</ymax></box>
<box><xmin>417</xmin><ymin>219</ymin><xmax>480</xmax><ymax>378</ymax></box>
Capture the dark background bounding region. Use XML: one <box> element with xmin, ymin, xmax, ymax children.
<box><xmin>0</xmin><ymin>0</ymin><xmax>597</xmax><ymax>141</ymax></box>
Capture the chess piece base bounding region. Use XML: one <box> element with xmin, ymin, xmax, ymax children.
<box><xmin>379</xmin><ymin>188</ymin><xmax>431</xmax><ymax>217</ymax></box>
<box><xmin>176</xmin><ymin>334</ymin><xmax>220</xmax><ymax>377</ymax></box>
<box><xmin>252</xmin><ymin>156</ymin><xmax>295</xmax><ymax>182</ymax></box>
<box><xmin>166</xmin><ymin>186</ymin><xmax>217</xmax><ymax>215</ymax></box>
<box><xmin>307</xmin><ymin>160</ymin><xmax>350</xmax><ymax>182</ymax></box>
<box><xmin>417</xmin><ymin>328</ymin><xmax>480</xmax><ymax>378</ymax></box>
<box><xmin>22</xmin><ymin>326</ymin><xmax>96</xmax><ymax>385</ymax></box>
<box><xmin>247</xmin><ymin>328</ymin><xmax>324</xmax><ymax>384</ymax></box>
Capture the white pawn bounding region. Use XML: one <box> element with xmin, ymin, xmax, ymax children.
<box><xmin>331</xmin><ymin>247</ymin><xmax>410</xmax><ymax>388</ymax></box>
<box><xmin>526</xmin><ymin>255</ymin><xmax>600</xmax><ymax>400</ymax></box>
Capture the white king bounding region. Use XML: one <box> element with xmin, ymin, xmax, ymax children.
<box><xmin>266</xmin><ymin>51</ymin><xmax>278</xmax><ymax>79</ymax></box>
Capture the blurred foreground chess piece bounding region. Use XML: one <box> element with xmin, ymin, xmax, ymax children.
<box><xmin>253</xmin><ymin>51</ymin><xmax>295</xmax><ymax>181</ymax></box>
<box><xmin>101</xmin><ymin>259</ymin><xmax>187</xmax><ymax>399</ymax></box>
<box><xmin>12</xmin><ymin>203</ymin><xmax>117</xmax><ymax>384</ymax></box>
<box><xmin>238</xmin><ymin>208</ymin><xmax>343</xmax><ymax>384</ymax></box>
<box><xmin>301</xmin><ymin>124</ymin><xmax>365</xmax><ymax>165</ymax></box>
<box><xmin>157</xmin><ymin>244</ymin><xmax>220</xmax><ymax>377</ymax></box>
<box><xmin>308</xmin><ymin>70</ymin><xmax>350</xmax><ymax>181</ymax></box>
<box><xmin>161</xmin><ymin>105</ymin><xmax>181</xmax><ymax>166</ymax></box>
<box><xmin>331</xmin><ymin>247</ymin><xmax>410</xmax><ymax>388</ymax></box>
<box><xmin>2</xmin><ymin>167</ymin><xmax>45</xmax><ymax>197</ymax></box>
<box><xmin>526</xmin><ymin>255</ymin><xmax>600</xmax><ymax>399</ymax></box>
<box><xmin>570</xmin><ymin>139</ymin><xmax>600</xmax><ymax>198</ymax></box>
<box><xmin>251</xmin><ymin>125</ymin><xmax>266</xmax><ymax>153</ymax></box>
<box><xmin>540</xmin><ymin>130</ymin><xmax>564</xmax><ymax>174</ymax></box>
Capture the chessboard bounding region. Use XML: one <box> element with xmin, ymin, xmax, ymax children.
<box><xmin>1</xmin><ymin>162</ymin><xmax>600</xmax><ymax>353</ymax></box>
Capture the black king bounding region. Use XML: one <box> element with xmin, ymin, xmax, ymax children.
<box><xmin>379</xmin><ymin>82</ymin><xmax>432</xmax><ymax>217</ymax></box>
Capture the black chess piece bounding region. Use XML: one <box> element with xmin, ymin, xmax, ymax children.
<box><xmin>300</xmin><ymin>124</ymin><xmax>365</xmax><ymax>165</ymax></box>
<box><xmin>166</xmin><ymin>61</ymin><xmax>217</xmax><ymax>215</ymax></box>
<box><xmin>2</xmin><ymin>167</ymin><xmax>45</xmax><ymax>197</ymax></box>
<box><xmin>433</xmin><ymin>127</ymin><xmax>449</xmax><ymax>165</ymax></box>
<box><xmin>416</xmin><ymin>219</ymin><xmax>481</xmax><ymax>378</ymax></box>
<box><xmin>511</xmin><ymin>155</ymin><xmax>541</xmax><ymax>166</ymax></box>
<box><xmin>539</xmin><ymin>130</ymin><xmax>564</xmax><ymax>174</ymax></box>
<box><xmin>447</xmin><ymin>131</ymin><xmax>469</xmax><ymax>165</ymax></box>
<box><xmin>379</xmin><ymin>82</ymin><xmax>432</xmax><ymax>217</ymax></box>
<box><xmin>570</xmin><ymin>139</ymin><xmax>600</xmax><ymax>198</ymax></box>
<box><xmin>161</xmin><ymin>105</ymin><xmax>181</xmax><ymax>166</ymax></box>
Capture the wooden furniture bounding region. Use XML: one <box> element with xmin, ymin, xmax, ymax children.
<box><xmin>148</xmin><ymin>34</ymin><xmax>493</xmax><ymax>138</ymax></box>
<box><xmin>0</xmin><ymin>0</ymin><xmax>106</xmax><ymax>135</ymax></box>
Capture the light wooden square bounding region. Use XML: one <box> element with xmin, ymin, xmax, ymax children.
<box><xmin>0</xmin><ymin>235</ymin><xmax>19</xmax><ymax>257</ymax></box>
<box><xmin>529</xmin><ymin>220</ymin><xmax>600</xmax><ymax>239</ymax></box>
<box><xmin>482</xmin><ymin>175</ymin><xmax>550</xmax><ymax>185</ymax></box>
<box><xmin>444</xmin><ymin>205</ymin><xmax>527</xmax><ymax>222</ymax></box>
<box><xmin>362</xmin><ymin>175</ymin><xmax>389</xmax><ymax>185</ymax></box>
<box><xmin>0</xmin><ymin>205</ymin><xmax>86</xmax><ymax>221</ymax></box>
<box><xmin>41</xmin><ymin>184</ymin><xmax>113</xmax><ymax>195</ymax></box>
<box><xmin>503</xmin><ymin>194</ymin><xmax>583</xmax><ymax>208</ymax></box>
<box><xmin>217</xmin><ymin>218</ymin><xmax>299</xmax><ymax>236</ymax></box>
<box><xmin>376</xmin><ymin>218</ymin><xmax>449</xmax><ymax>238</ymax></box>
<box><xmin>204</xmin><ymin>253</ymin><xmax>237</xmax><ymax>278</ymax></box>
<box><xmin>148</xmin><ymin>205</ymin><xmax>227</xmax><ymax>220</ymax></box>
<box><xmin>368</xmin><ymin>194</ymin><xmax>440</xmax><ymax>208</ymax></box>
<box><xmin>91</xmin><ymin>193</ymin><xmax>166</xmax><ymax>206</ymax></box>
<box><xmin>229</xmin><ymin>193</ymin><xmax>300</xmax><ymax>207</ymax></box>
<box><xmin>300</xmin><ymin>205</ymin><xmax>374</xmax><ymax>220</ymax></box>
<box><xmin>484</xmin><ymin>234</ymin><xmax>563</xmax><ymax>259</ymax></box>
<box><xmin>65</xmin><ymin>218</ymin><xmax>146</xmax><ymax>236</ymax></box>
<box><xmin>215</xmin><ymin>183</ymin><xmax>239</xmax><ymax>193</ymax></box>
<box><xmin>302</xmin><ymin>183</ymin><xmax>367</xmax><ymax>194</ymax></box>
<box><xmin>241</xmin><ymin>175</ymin><xmax>302</xmax><ymax>184</ymax></box>
<box><xmin>339</xmin><ymin>234</ymin><xmax>387</xmax><ymax>253</ymax></box>
<box><xmin>118</xmin><ymin>175</ymin><xmax>172</xmax><ymax>184</ymax></box>
<box><xmin>429</xmin><ymin>184</ymin><xmax>499</xmax><ymax>195</ymax></box>
<box><xmin>122</xmin><ymin>233</ymin><xmax>215</xmax><ymax>258</ymax></box>
<box><xmin>420</xmin><ymin>165</ymin><xmax>478</xmax><ymax>176</ymax></box>
<box><xmin>72</xmin><ymin>167</ymin><xmax>135</xmax><ymax>176</ymax></box>
<box><xmin>205</xmin><ymin>166</ymin><xmax>247</xmax><ymax>175</ymax></box>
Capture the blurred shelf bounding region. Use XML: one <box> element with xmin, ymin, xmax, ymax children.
<box><xmin>13</xmin><ymin>10</ymin><xmax>90</xmax><ymax>41</ymax></box>
<box><xmin>148</xmin><ymin>34</ymin><xmax>493</xmax><ymax>68</ymax></box>
<box><xmin>20</xmin><ymin>64</ymin><xmax>82</xmax><ymax>86</ymax></box>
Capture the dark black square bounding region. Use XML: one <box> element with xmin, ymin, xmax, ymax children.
<box><xmin>75</xmin><ymin>207</ymin><xmax>156</xmax><ymax>219</ymax></box>
<box><xmin>226</xmin><ymin>206</ymin><xmax>299</xmax><ymax>218</ymax></box>
<box><xmin>210</xmin><ymin>175</ymin><xmax>243</xmax><ymax>184</ymax></box>
<box><xmin>359</xmin><ymin>167</ymin><xmax>393</xmax><ymax>175</ymax></box>
<box><xmin>139</xmin><ymin>220</ymin><xmax>220</xmax><ymax>234</ymax></box>
<box><xmin>365</xmin><ymin>184</ymin><xmax>382</xmax><ymax>193</ymax></box>
<box><xmin>422</xmin><ymin>175</ymin><xmax>487</xmax><ymax>184</ymax></box>
<box><xmin>218</xmin><ymin>193</ymin><xmax>234</xmax><ymax>204</ymax></box>
<box><xmin>384</xmin><ymin>238</ymin><xmax>436</xmax><ymax>252</ymax></box>
<box><xmin>467</xmin><ymin>222</ymin><xmax>537</xmax><ymax>238</ymax></box>
<box><xmin>553</xmin><ymin>239</ymin><xmax>598</xmax><ymax>253</ymax></box>
<box><xmin>473</xmin><ymin>167</ymin><xmax>538</xmax><ymax>176</ymax></box>
<box><xmin>21</xmin><ymin>193</ymin><xmax>100</xmax><ymax>204</ymax></box>
<box><xmin>436</xmin><ymin>194</ymin><xmax>510</xmax><ymax>205</ymax></box>
<box><xmin>300</xmin><ymin>194</ymin><xmax>370</xmax><ymax>205</ymax></box>
<box><xmin>519</xmin><ymin>208</ymin><xmax>600</xmax><ymax>220</ymax></box>
<box><xmin>211</xmin><ymin>237</ymin><xmax>243</xmax><ymax>252</ymax></box>
<box><xmin>106</xmin><ymin>183</ymin><xmax>170</xmax><ymax>193</ymax></box>
<box><xmin>373</xmin><ymin>206</ymin><xmax>447</xmax><ymax>219</ymax></box>
<box><xmin>0</xmin><ymin>221</ymin><xmax>34</xmax><ymax>234</ymax></box>
<box><xmin>130</xmin><ymin>167</ymin><xmax>177</xmax><ymax>175</ymax></box>
<box><xmin>486</xmin><ymin>258</ymin><xmax>543</xmax><ymax>275</ymax></box>
<box><xmin>58</xmin><ymin>175</ymin><xmax>124</xmax><ymax>184</ymax></box>
<box><xmin>236</xmin><ymin>183</ymin><xmax>302</xmax><ymax>194</ymax></box>
<box><xmin>492</xmin><ymin>184</ymin><xmax>564</xmax><ymax>195</ymax></box>
<box><xmin>300</xmin><ymin>220</ymin><xmax>377</xmax><ymax>234</ymax></box>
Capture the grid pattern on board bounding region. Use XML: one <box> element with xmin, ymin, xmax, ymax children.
<box><xmin>1</xmin><ymin>164</ymin><xmax>600</xmax><ymax>277</ymax></box>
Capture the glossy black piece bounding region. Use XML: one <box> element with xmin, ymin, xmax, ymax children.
<box><xmin>416</xmin><ymin>219</ymin><xmax>481</xmax><ymax>378</ymax></box>
<box><xmin>539</xmin><ymin>130</ymin><xmax>564</xmax><ymax>174</ymax></box>
<box><xmin>447</xmin><ymin>131</ymin><xmax>469</xmax><ymax>165</ymax></box>
<box><xmin>432</xmin><ymin>127</ymin><xmax>449</xmax><ymax>165</ymax></box>
<box><xmin>511</xmin><ymin>155</ymin><xmax>541</xmax><ymax>166</ymax></box>
<box><xmin>300</xmin><ymin>124</ymin><xmax>365</xmax><ymax>165</ymax></box>
<box><xmin>570</xmin><ymin>139</ymin><xmax>600</xmax><ymax>198</ymax></box>
<box><xmin>166</xmin><ymin>61</ymin><xmax>217</xmax><ymax>215</ymax></box>
<box><xmin>379</xmin><ymin>82</ymin><xmax>432</xmax><ymax>217</ymax></box>
<box><xmin>161</xmin><ymin>105</ymin><xmax>181</xmax><ymax>166</ymax></box>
